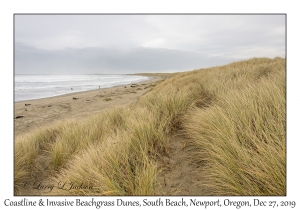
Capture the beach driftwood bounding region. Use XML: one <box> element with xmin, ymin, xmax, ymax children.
<box><xmin>25</xmin><ymin>104</ymin><xmax>31</xmax><ymax>106</ymax></box>
<box><xmin>15</xmin><ymin>116</ymin><xmax>24</xmax><ymax>119</ymax></box>
<box><xmin>130</xmin><ymin>84</ymin><xmax>138</xmax><ymax>88</ymax></box>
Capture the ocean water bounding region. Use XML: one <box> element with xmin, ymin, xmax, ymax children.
<box><xmin>15</xmin><ymin>74</ymin><xmax>150</xmax><ymax>102</ymax></box>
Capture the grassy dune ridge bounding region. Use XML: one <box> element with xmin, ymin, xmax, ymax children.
<box><xmin>14</xmin><ymin>57</ymin><xmax>286</xmax><ymax>195</ymax></box>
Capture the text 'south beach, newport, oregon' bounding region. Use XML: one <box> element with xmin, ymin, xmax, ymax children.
<box><xmin>14</xmin><ymin>14</ymin><xmax>286</xmax><ymax>200</ymax></box>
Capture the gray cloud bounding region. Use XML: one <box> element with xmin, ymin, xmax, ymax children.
<box><xmin>15</xmin><ymin>14</ymin><xmax>285</xmax><ymax>74</ymax></box>
<box><xmin>15</xmin><ymin>42</ymin><xmax>235</xmax><ymax>74</ymax></box>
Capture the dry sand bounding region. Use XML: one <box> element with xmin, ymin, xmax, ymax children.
<box><xmin>14</xmin><ymin>76</ymin><xmax>165</xmax><ymax>138</ymax></box>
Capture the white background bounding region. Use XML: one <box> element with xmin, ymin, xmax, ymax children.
<box><xmin>1</xmin><ymin>0</ymin><xmax>299</xmax><ymax>209</ymax></box>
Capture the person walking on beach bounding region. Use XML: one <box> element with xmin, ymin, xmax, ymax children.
<box><xmin>99</xmin><ymin>86</ymin><xmax>100</xmax><ymax>89</ymax></box>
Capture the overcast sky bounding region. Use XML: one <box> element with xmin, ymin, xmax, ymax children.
<box><xmin>15</xmin><ymin>14</ymin><xmax>285</xmax><ymax>74</ymax></box>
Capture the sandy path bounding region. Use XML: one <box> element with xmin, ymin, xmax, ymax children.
<box><xmin>14</xmin><ymin>76</ymin><xmax>164</xmax><ymax>138</ymax></box>
<box><xmin>157</xmin><ymin>134</ymin><xmax>205</xmax><ymax>195</ymax></box>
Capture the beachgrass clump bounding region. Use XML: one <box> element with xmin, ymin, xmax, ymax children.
<box><xmin>50</xmin><ymin>130</ymin><xmax>158</xmax><ymax>195</ymax></box>
<box><xmin>50</xmin><ymin>106</ymin><xmax>130</xmax><ymax>170</ymax></box>
<box><xmin>182</xmin><ymin>57</ymin><xmax>286</xmax><ymax>195</ymax></box>
<box><xmin>14</xmin><ymin>123</ymin><xmax>63</xmax><ymax>193</ymax></box>
<box><xmin>14</xmin><ymin>106</ymin><xmax>130</xmax><ymax>194</ymax></box>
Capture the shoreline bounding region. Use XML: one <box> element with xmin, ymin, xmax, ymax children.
<box><xmin>15</xmin><ymin>75</ymin><xmax>153</xmax><ymax>103</ymax></box>
<box><xmin>14</xmin><ymin>75</ymin><xmax>165</xmax><ymax>138</ymax></box>
<box><xmin>14</xmin><ymin>76</ymin><xmax>154</xmax><ymax>103</ymax></box>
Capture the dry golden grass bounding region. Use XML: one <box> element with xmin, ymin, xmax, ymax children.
<box><xmin>14</xmin><ymin>57</ymin><xmax>286</xmax><ymax>195</ymax></box>
<box><xmin>182</xmin><ymin>57</ymin><xmax>286</xmax><ymax>195</ymax></box>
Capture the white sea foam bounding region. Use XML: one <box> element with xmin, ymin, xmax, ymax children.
<box><xmin>15</xmin><ymin>74</ymin><xmax>150</xmax><ymax>102</ymax></box>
